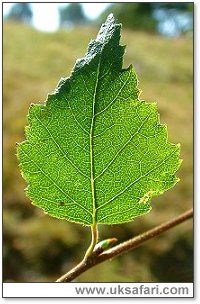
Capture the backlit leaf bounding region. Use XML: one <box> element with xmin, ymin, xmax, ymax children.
<box><xmin>17</xmin><ymin>14</ymin><xmax>181</xmax><ymax>226</ymax></box>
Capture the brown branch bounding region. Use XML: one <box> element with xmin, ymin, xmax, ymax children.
<box><xmin>56</xmin><ymin>208</ymin><xmax>193</xmax><ymax>282</ymax></box>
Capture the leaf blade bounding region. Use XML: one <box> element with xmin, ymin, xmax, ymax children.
<box><xmin>17</xmin><ymin>14</ymin><xmax>181</xmax><ymax>226</ymax></box>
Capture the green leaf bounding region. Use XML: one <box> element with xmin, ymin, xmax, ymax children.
<box><xmin>17</xmin><ymin>14</ymin><xmax>181</xmax><ymax>226</ymax></box>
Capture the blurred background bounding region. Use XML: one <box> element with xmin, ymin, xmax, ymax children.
<box><xmin>3</xmin><ymin>2</ymin><xmax>193</xmax><ymax>282</ymax></box>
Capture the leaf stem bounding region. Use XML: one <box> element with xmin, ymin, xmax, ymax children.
<box><xmin>56</xmin><ymin>208</ymin><xmax>193</xmax><ymax>282</ymax></box>
<box><xmin>84</xmin><ymin>223</ymin><xmax>99</xmax><ymax>258</ymax></box>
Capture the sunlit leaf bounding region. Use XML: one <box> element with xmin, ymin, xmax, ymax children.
<box><xmin>17</xmin><ymin>14</ymin><xmax>181</xmax><ymax>226</ymax></box>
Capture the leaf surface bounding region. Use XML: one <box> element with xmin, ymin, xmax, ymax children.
<box><xmin>17</xmin><ymin>14</ymin><xmax>181</xmax><ymax>226</ymax></box>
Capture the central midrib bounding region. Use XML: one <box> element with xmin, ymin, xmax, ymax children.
<box><xmin>90</xmin><ymin>56</ymin><xmax>101</xmax><ymax>225</ymax></box>
<box><xmin>89</xmin><ymin>22</ymin><xmax>114</xmax><ymax>225</ymax></box>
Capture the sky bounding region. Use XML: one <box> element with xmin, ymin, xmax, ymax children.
<box><xmin>3</xmin><ymin>2</ymin><xmax>110</xmax><ymax>32</ymax></box>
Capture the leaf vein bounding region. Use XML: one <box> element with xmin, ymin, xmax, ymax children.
<box><xmin>94</xmin><ymin>68</ymin><xmax>132</xmax><ymax>117</ymax></box>
<box><xmin>95</xmin><ymin>111</ymin><xmax>152</xmax><ymax>180</ymax></box>
<box><xmin>22</xmin><ymin>150</ymin><xmax>92</xmax><ymax>216</ymax></box>
<box><xmin>33</xmin><ymin>111</ymin><xmax>90</xmax><ymax>180</ymax></box>
<box><xmin>97</xmin><ymin>148</ymin><xmax>178</xmax><ymax>211</ymax></box>
<box><xmin>61</xmin><ymin>95</ymin><xmax>90</xmax><ymax>135</ymax></box>
<box><xmin>98</xmin><ymin>205</ymin><xmax>146</xmax><ymax>222</ymax></box>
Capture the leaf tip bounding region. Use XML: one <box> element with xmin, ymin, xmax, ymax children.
<box><xmin>107</xmin><ymin>12</ymin><xmax>115</xmax><ymax>20</ymax></box>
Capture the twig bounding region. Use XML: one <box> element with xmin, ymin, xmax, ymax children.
<box><xmin>56</xmin><ymin>208</ymin><xmax>193</xmax><ymax>282</ymax></box>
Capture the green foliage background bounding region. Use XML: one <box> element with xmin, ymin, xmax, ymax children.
<box><xmin>3</xmin><ymin>21</ymin><xmax>193</xmax><ymax>282</ymax></box>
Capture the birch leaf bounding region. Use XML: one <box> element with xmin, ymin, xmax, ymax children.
<box><xmin>17</xmin><ymin>14</ymin><xmax>181</xmax><ymax>226</ymax></box>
